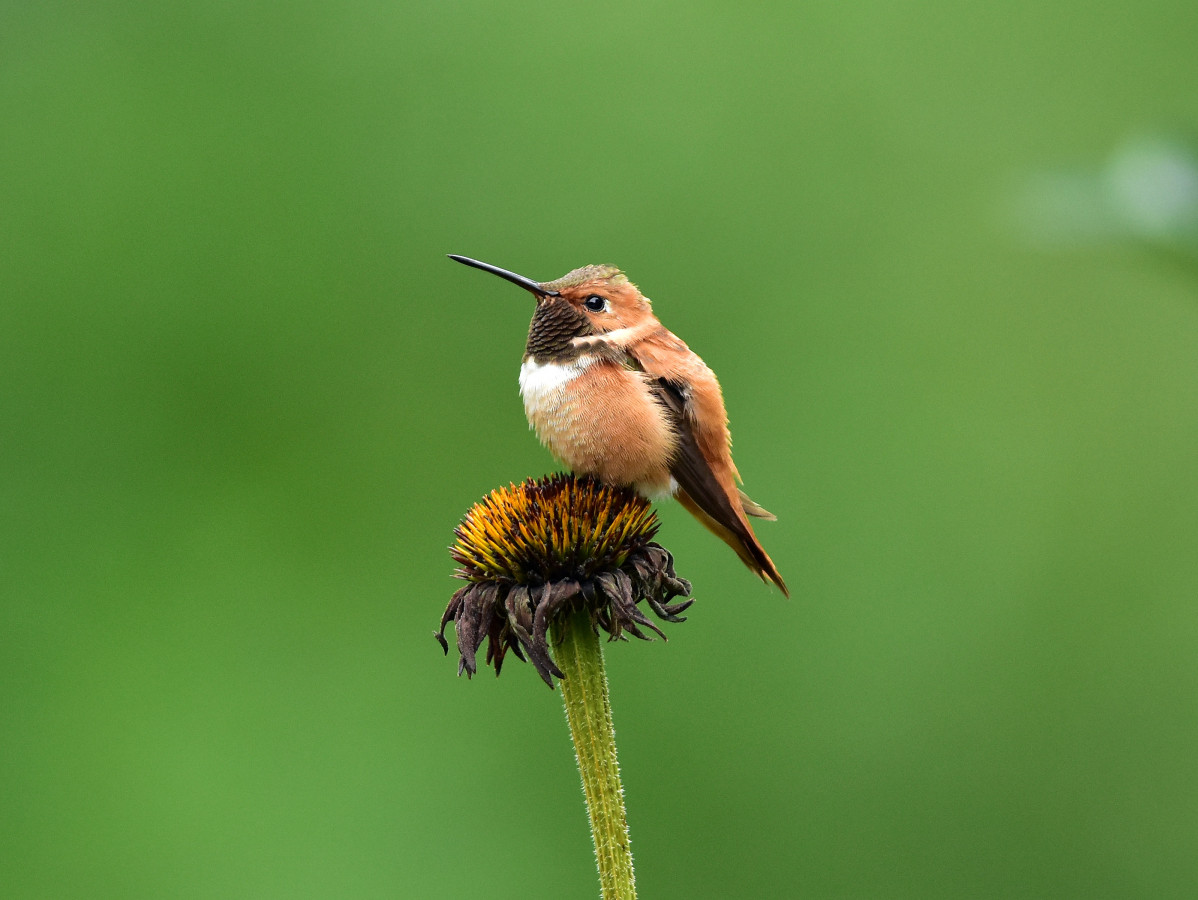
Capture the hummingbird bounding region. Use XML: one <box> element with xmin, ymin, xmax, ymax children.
<box><xmin>448</xmin><ymin>254</ymin><xmax>788</xmax><ymax>596</ymax></box>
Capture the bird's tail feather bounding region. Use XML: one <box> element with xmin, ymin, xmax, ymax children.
<box><xmin>676</xmin><ymin>488</ymin><xmax>789</xmax><ymax>597</ymax></box>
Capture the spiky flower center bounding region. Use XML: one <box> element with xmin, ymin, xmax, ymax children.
<box><xmin>451</xmin><ymin>474</ymin><xmax>658</xmax><ymax>584</ymax></box>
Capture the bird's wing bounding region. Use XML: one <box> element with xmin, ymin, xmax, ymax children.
<box><xmin>648</xmin><ymin>373</ymin><xmax>788</xmax><ymax>593</ymax></box>
<box><xmin>647</xmin><ymin>375</ymin><xmax>744</xmax><ymax>527</ymax></box>
<box><xmin>625</xmin><ymin>331</ymin><xmax>774</xmax><ymax>519</ymax></box>
<box><xmin>624</xmin><ymin>332</ymin><xmax>787</xmax><ymax>594</ymax></box>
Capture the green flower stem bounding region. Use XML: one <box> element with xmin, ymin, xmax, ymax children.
<box><xmin>553</xmin><ymin>608</ymin><xmax>637</xmax><ymax>900</ymax></box>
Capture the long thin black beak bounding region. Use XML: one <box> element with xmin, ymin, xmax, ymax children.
<box><xmin>447</xmin><ymin>255</ymin><xmax>559</xmax><ymax>297</ymax></box>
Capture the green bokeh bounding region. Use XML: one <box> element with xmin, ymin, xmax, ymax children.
<box><xmin>3</xmin><ymin>2</ymin><xmax>1197</xmax><ymax>897</ymax></box>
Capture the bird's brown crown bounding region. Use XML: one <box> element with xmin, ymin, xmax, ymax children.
<box><xmin>541</xmin><ymin>265</ymin><xmax>630</xmax><ymax>292</ymax></box>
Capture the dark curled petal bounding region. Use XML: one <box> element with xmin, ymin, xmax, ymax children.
<box><xmin>474</xmin><ymin>583</ymin><xmax>502</xmax><ymax>658</ymax></box>
<box><xmin>532</xmin><ymin>579</ymin><xmax>579</xmax><ymax>658</ymax></box>
<box><xmin>578</xmin><ymin>576</ymin><xmax>605</xmax><ymax>634</ymax></box>
<box><xmin>628</xmin><ymin>551</ymin><xmax>661</xmax><ymax>596</ymax></box>
<box><xmin>597</xmin><ymin>571</ymin><xmax>663</xmax><ymax>641</ymax></box>
<box><xmin>645</xmin><ymin>594</ymin><xmax>692</xmax><ymax>623</ymax></box>
<box><xmin>642</xmin><ymin>543</ymin><xmax>673</xmax><ymax>576</ymax></box>
<box><xmin>608</xmin><ymin>568</ymin><xmax>658</xmax><ymax>628</ymax></box>
<box><xmin>661</xmin><ymin>573</ymin><xmax>692</xmax><ymax>597</ymax></box>
<box><xmin>505</xmin><ymin>586</ymin><xmax>563</xmax><ymax>687</ymax></box>
<box><xmin>529</xmin><ymin>643</ymin><xmax>566</xmax><ymax>689</ymax></box>
<box><xmin>645</xmin><ymin>543</ymin><xmax>692</xmax><ymax>597</ymax></box>
<box><xmin>589</xmin><ymin>573</ymin><xmax>625</xmax><ymax>640</ymax></box>
<box><xmin>485</xmin><ymin>616</ymin><xmax>509</xmax><ymax>676</ymax></box>
<box><xmin>639</xmin><ymin>543</ymin><xmax>663</xmax><ymax>567</ymax></box>
<box><xmin>508</xmin><ymin>637</ymin><xmax>527</xmax><ymax>663</ymax></box>
<box><xmin>529</xmin><ymin>582</ymin><xmax>554</xmax><ymax>651</ymax></box>
<box><xmin>484</xmin><ymin>634</ymin><xmax>500</xmax><ymax>671</ymax></box>
<box><xmin>592</xmin><ymin>595</ymin><xmax>616</xmax><ymax>637</ymax></box>
<box><xmin>435</xmin><ymin>586</ymin><xmax>468</xmax><ymax>654</ymax></box>
<box><xmin>455</xmin><ymin>583</ymin><xmax>499</xmax><ymax>677</ymax></box>
<box><xmin>505</xmin><ymin>585</ymin><xmax>534</xmax><ymax>638</ymax></box>
<box><xmin>451</xmin><ymin>587</ymin><xmax>481</xmax><ymax>676</ymax></box>
<box><xmin>528</xmin><ymin>582</ymin><xmax>570</xmax><ymax>687</ymax></box>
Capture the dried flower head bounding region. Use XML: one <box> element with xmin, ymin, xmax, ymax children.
<box><xmin>436</xmin><ymin>473</ymin><xmax>694</xmax><ymax>686</ymax></box>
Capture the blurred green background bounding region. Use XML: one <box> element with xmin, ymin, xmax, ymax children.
<box><xmin>3</xmin><ymin>1</ymin><xmax>1197</xmax><ymax>897</ymax></box>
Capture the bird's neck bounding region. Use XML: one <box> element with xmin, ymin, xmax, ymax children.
<box><xmin>524</xmin><ymin>299</ymin><xmax>592</xmax><ymax>363</ymax></box>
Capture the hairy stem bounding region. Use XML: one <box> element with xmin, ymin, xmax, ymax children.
<box><xmin>553</xmin><ymin>608</ymin><xmax>637</xmax><ymax>900</ymax></box>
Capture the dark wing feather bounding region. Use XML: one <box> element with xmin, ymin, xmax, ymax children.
<box><xmin>650</xmin><ymin>378</ymin><xmax>747</xmax><ymax>534</ymax></box>
<box><xmin>650</xmin><ymin>375</ymin><xmax>788</xmax><ymax>594</ymax></box>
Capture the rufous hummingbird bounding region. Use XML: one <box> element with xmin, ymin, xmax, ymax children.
<box><xmin>448</xmin><ymin>255</ymin><xmax>788</xmax><ymax>596</ymax></box>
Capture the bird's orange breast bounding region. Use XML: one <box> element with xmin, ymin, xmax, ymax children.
<box><xmin>518</xmin><ymin>355</ymin><xmax>676</xmax><ymax>495</ymax></box>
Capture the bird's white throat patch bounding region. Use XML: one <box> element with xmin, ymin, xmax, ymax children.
<box><xmin>519</xmin><ymin>356</ymin><xmax>596</xmax><ymax>410</ymax></box>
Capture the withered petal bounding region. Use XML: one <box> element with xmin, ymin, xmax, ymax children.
<box><xmin>505</xmin><ymin>584</ymin><xmax>534</xmax><ymax>636</ymax></box>
<box><xmin>607</xmin><ymin>569</ymin><xmax>666</xmax><ymax>641</ymax></box>
<box><xmin>645</xmin><ymin>594</ymin><xmax>694</xmax><ymax>622</ymax></box>
<box><xmin>435</xmin><ymin>586</ymin><xmax>469</xmax><ymax>654</ymax></box>
<box><xmin>508</xmin><ymin>638</ymin><xmax>527</xmax><ymax>663</ymax></box>
<box><xmin>663</xmin><ymin>597</ymin><xmax>696</xmax><ymax>616</ymax></box>
<box><xmin>456</xmin><ymin>583</ymin><xmax>502</xmax><ymax>677</ymax></box>
<box><xmin>532</xmin><ymin>580</ymin><xmax>579</xmax><ymax>659</ymax></box>
<box><xmin>485</xmin><ymin>616</ymin><xmax>510</xmax><ymax>676</ymax></box>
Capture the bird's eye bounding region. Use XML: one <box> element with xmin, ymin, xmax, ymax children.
<box><xmin>583</xmin><ymin>294</ymin><xmax>607</xmax><ymax>312</ymax></box>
